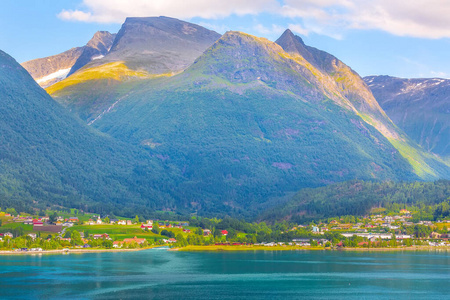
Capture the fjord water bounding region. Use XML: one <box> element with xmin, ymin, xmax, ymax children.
<box><xmin>0</xmin><ymin>249</ymin><xmax>449</xmax><ymax>299</ymax></box>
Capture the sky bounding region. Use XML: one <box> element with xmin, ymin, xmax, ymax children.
<box><xmin>1</xmin><ymin>0</ymin><xmax>450</xmax><ymax>79</ymax></box>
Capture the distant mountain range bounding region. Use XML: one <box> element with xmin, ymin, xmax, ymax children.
<box><xmin>2</xmin><ymin>16</ymin><xmax>449</xmax><ymax>218</ymax></box>
<box><xmin>364</xmin><ymin>76</ymin><xmax>450</xmax><ymax>157</ymax></box>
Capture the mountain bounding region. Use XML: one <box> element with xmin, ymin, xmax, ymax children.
<box><xmin>276</xmin><ymin>30</ymin><xmax>388</xmax><ymax>125</ymax></box>
<box><xmin>68</xmin><ymin>31</ymin><xmax>116</xmax><ymax>75</ymax></box>
<box><xmin>46</xmin><ymin>17</ymin><xmax>221</xmax><ymax>121</ymax></box>
<box><xmin>275</xmin><ymin>30</ymin><xmax>450</xmax><ymax>178</ymax></box>
<box><xmin>364</xmin><ymin>75</ymin><xmax>450</xmax><ymax>157</ymax></box>
<box><xmin>44</xmin><ymin>29</ymin><xmax>450</xmax><ymax>215</ymax></box>
<box><xmin>21</xmin><ymin>31</ymin><xmax>115</xmax><ymax>87</ymax></box>
<box><xmin>95</xmin><ymin>16</ymin><xmax>221</xmax><ymax>74</ymax></box>
<box><xmin>21</xmin><ymin>47</ymin><xmax>83</xmax><ymax>87</ymax></box>
<box><xmin>0</xmin><ymin>49</ymin><xmax>177</xmax><ymax>216</ymax></box>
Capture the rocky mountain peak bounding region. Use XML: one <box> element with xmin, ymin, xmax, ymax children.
<box><xmin>103</xmin><ymin>16</ymin><xmax>221</xmax><ymax>74</ymax></box>
<box><xmin>86</xmin><ymin>31</ymin><xmax>116</xmax><ymax>53</ymax></box>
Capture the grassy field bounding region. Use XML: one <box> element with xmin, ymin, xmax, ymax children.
<box><xmin>69</xmin><ymin>224</ymin><xmax>188</xmax><ymax>240</ymax></box>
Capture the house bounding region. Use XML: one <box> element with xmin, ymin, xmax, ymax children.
<box><xmin>163</xmin><ymin>238</ymin><xmax>177</xmax><ymax>243</ymax></box>
<box><xmin>312</xmin><ymin>226</ymin><xmax>319</xmax><ymax>233</ymax></box>
<box><xmin>62</xmin><ymin>222</ymin><xmax>73</xmax><ymax>227</ymax></box>
<box><xmin>183</xmin><ymin>229</ymin><xmax>191</xmax><ymax>233</ymax></box>
<box><xmin>93</xmin><ymin>233</ymin><xmax>110</xmax><ymax>240</ymax></box>
<box><xmin>221</xmin><ymin>230</ymin><xmax>228</xmax><ymax>236</ymax></box>
<box><xmin>123</xmin><ymin>236</ymin><xmax>146</xmax><ymax>245</ymax></box>
<box><xmin>28</xmin><ymin>233</ymin><xmax>37</xmax><ymax>239</ymax></box>
<box><xmin>57</xmin><ymin>216</ymin><xmax>64</xmax><ymax>221</ymax></box>
<box><xmin>141</xmin><ymin>224</ymin><xmax>152</xmax><ymax>230</ymax></box>
<box><xmin>68</xmin><ymin>217</ymin><xmax>79</xmax><ymax>223</ymax></box>
<box><xmin>83</xmin><ymin>244</ymin><xmax>91</xmax><ymax>248</ymax></box>
<box><xmin>96</xmin><ymin>217</ymin><xmax>102</xmax><ymax>224</ymax></box>
<box><xmin>33</xmin><ymin>222</ymin><xmax>44</xmax><ymax>227</ymax></box>
<box><xmin>126</xmin><ymin>220</ymin><xmax>132</xmax><ymax>225</ymax></box>
<box><xmin>203</xmin><ymin>229</ymin><xmax>211</xmax><ymax>236</ymax></box>
<box><xmin>146</xmin><ymin>220</ymin><xmax>153</xmax><ymax>225</ymax></box>
<box><xmin>113</xmin><ymin>241</ymin><xmax>124</xmax><ymax>248</ymax></box>
<box><xmin>110</xmin><ymin>219</ymin><xmax>119</xmax><ymax>224</ymax></box>
<box><xmin>4</xmin><ymin>232</ymin><xmax>13</xmax><ymax>238</ymax></box>
<box><xmin>118</xmin><ymin>220</ymin><xmax>126</xmax><ymax>225</ymax></box>
<box><xmin>24</xmin><ymin>220</ymin><xmax>34</xmax><ymax>225</ymax></box>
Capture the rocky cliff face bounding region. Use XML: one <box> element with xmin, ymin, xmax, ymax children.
<box><xmin>21</xmin><ymin>47</ymin><xmax>83</xmax><ymax>87</ymax></box>
<box><xmin>99</xmin><ymin>16</ymin><xmax>221</xmax><ymax>74</ymax></box>
<box><xmin>365</xmin><ymin>75</ymin><xmax>450</xmax><ymax>156</ymax></box>
<box><xmin>68</xmin><ymin>31</ymin><xmax>116</xmax><ymax>75</ymax></box>
<box><xmin>276</xmin><ymin>30</ymin><xmax>396</xmax><ymax>139</ymax></box>
<box><xmin>21</xmin><ymin>31</ymin><xmax>115</xmax><ymax>87</ymax></box>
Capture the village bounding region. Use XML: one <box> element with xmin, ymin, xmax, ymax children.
<box><xmin>0</xmin><ymin>207</ymin><xmax>449</xmax><ymax>253</ymax></box>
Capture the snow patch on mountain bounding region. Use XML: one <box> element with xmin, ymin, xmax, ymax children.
<box><xmin>36</xmin><ymin>68</ymin><xmax>71</xmax><ymax>84</ymax></box>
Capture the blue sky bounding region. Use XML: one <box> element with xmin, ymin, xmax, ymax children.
<box><xmin>1</xmin><ymin>0</ymin><xmax>449</xmax><ymax>78</ymax></box>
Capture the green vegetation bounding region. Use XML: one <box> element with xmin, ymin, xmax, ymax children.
<box><xmin>262</xmin><ymin>180</ymin><xmax>450</xmax><ymax>223</ymax></box>
<box><xmin>0</xmin><ymin>50</ymin><xmax>180</xmax><ymax>218</ymax></box>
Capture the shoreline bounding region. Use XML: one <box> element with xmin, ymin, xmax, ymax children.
<box><xmin>2</xmin><ymin>245</ymin><xmax>448</xmax><ymax>255</ymax></box>
<box><xmin>170</xmin><ymin>245</ymin><xmax>450</xmax><ymax>252</ymax></box>
<box><xmin>0</xmin><ymin>246</ymin><xmax>160</xmax><ymax>255</ymax></box>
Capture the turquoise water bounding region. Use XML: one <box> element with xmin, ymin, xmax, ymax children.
<box><xmin>0</xmin><ymin>249</ymin><xmax>449</xmax><ymax>299</ymax></box>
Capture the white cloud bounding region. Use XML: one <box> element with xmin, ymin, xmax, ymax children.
<box><xmin>57</xmin><ymin>0</ymin><xmax>278</xmax><ymax>23</ymax></box>
<box><xmin>58</xmin><ymin>0</ymin><xmax>450</xmax><ymax>39</ymax></box>
<box><xmin>287</xmin><ymin>24</ymin><xmax>309</xmax><ymax>36</ymax></box>
<box><xmin>253</xmin><ymin>24</ymin><xmax>285</xmax><ymax>35</ymax></box>
<box><xmin>281</xmin><ymin>0</ymin><xmax>450</xmax><ymax>39</ymax></box>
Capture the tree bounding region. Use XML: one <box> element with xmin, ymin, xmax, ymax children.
<box><xmin>152</xmin><ymin>223</ymin><xmax>160</xmax><ymax>234</ymax></box>
<box><xmin>71</xmin><ymin>230</ymin><xmax>82</xmax><ymax>245</ymax></box>
<box><xmin>6</xmin><ymin>208</ymin><xmax>17</xmax><ymax>216</ymax></box>
<box><xmin>49</xmin><ymin>212</ymin><xmax>58</xmax><ymax>223</ymax></box>
<box><xmin>161</xmin><ymin>230</ymin><xmax>175</xmax><ymax>238</ymax></box>
<box><xmin>102</xmin><ymin>239</ymin><xmax>113</xmax><ymax>249</ymax></box>
<box><xmin>105</xmin><ymin>216</ymin><xmax>110</xmax><ymax>224</ymax></box>
<box><xmin>176</xmin><ymin>233</ymin><xmax>187</xmax><ymax>247</ymax></box>
<box><xmin>135</xmin><ymin>215</ymin><xmax>139</xmax><ymax>223</ymax></box>
<box><xmin>226</xmin><ymin>228</ymin><xmax>237</xmax><ymax>241</ymax></box>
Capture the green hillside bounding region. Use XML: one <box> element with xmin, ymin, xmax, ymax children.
<box><xmin>261</xmin><ymin>180</ymin><xmax>450</xmax><ymax>223</ymax></box>
<box><xmin>0</xmin><ymin>50</ymin><xmax>178</xmax><ymax>216</ymax></box>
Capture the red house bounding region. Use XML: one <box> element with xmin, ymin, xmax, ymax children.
<box><xmin>221</xmin><ymin>230</ymin><xmax>228</xmax><ymax>236</ymax></box>
<box><xmin>141</xmin><ymin>224</ymin><xmax>152</xmax><ymax>230</ymax></box>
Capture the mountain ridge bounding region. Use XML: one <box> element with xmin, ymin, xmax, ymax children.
<box><xmin>364</xmin><ymin>75</ymin><xmax>450</xmax><ymax>157</ymax></box>
<box><xmin>21</xmin><ymin>31</ymin><xmax>116</xmax><ymax>87</ymax></box>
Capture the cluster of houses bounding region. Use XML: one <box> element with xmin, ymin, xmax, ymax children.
<box><xmin>12</xmin><ymin>215</ymin><xmax>79</xmax><ymax>228</ymax></box>
<box><xmin>302</xmin><ymin>211</ymin><xmax>450</xmax><ymax>246</ymax></box>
